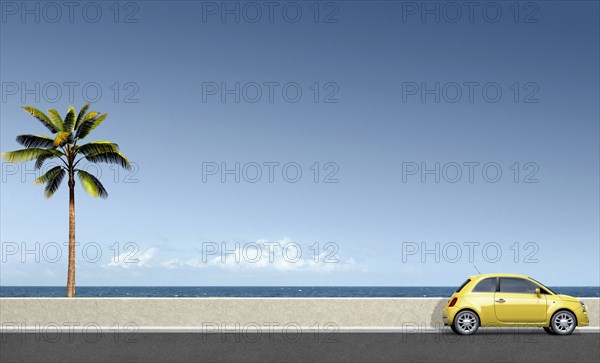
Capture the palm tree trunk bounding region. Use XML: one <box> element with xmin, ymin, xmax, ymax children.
<box><xmin>66</xmin><ymin>171</ymin><xmax>76</xmax><ymax>297</ymax></box>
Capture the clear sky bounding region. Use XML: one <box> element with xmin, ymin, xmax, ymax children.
<box><xmin>0</xmin><ymin>1</ymin><xmax>598</xmax><ymax>286</ymax></box>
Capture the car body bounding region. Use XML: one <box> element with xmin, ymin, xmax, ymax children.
<box><xmin>442</xmin><ymin>273</ymin><xmax>589</xmax><ymax>335</ymax></box>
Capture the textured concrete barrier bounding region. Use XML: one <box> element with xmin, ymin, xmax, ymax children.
<box><xmin>1</xmin><ymin>297</ymin><xmax>598</xmax><ymax>329</ymax></box>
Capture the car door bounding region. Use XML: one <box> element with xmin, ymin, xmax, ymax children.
<box><xmin>494</xmin><ymin>277</ymin><xmax>547</xmax><ymax>323</ymax></box>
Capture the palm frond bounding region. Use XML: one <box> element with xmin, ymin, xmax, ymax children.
<box><xmin>2</xmin><ymin>148</ymin><xmax>55</xmax><ymax>163</ymax></box>
<box><xmin>47</xmin><ymin>109</ymin><xmax>65</xmax><ymax>131</ymax></box>
<box><xmin>22</xmin><ymin>106</ymin><xmax>59</xmax><ymax>134</ymax></box>
<box><xmin>76</xmin><ymin>169</ymin><xmax>108</xmax><ymax>198</ymax></box>
<box><xmin>84</xmin><ymin>150</ymin><xmax>131</xmax><ymax>170</ymax></box>
<box><xmin>63</xmin><ymin>106</ymin><xmax>77</xmax><ymax>132</ymax></box>
<box><xmin>79</xmin><ymin>111</ymin><xmax>99</xmax><ymax>127</ymax></box>
<box><xmin>53</xmin><ymin>131</ymin><xmax>71</xmax><ymax>148</ymax></box>
<box><xmin>16</xmin><ymin>135</ymin><xmax>55</xmax><ymax>149</ymax></box>
<box><xmin>35</xmin><ymin>149</ymin><xmax>65</xmax><ymax>169</ymax></box>
<box><xmin>76</xmin><ymin>114</ymin><xmax>107</xmax><ymax>139</ymax></box>
<box><xmin>77</xmin><ymin>141</ymin><xmax>120</xmax><ymax>156</ymax></box>
<box><xmin>75</xmin><ymin>103</ymin><xmax>90</xmax><ymax>130</ymax></box>
<box><xmin>44</xmin><ymin>168</ymin><xmax>66</xmax><ymax>198</ymax></box>
<box><xmin>35</xmin><ymin>166</ymin><xmax>65</xmax><ymax>184</ymax></box>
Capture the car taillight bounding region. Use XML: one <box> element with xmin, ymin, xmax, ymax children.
<box><xmin>448</xmin><ymin>297</ymin><xmax>458</xmax><ymax>307</ymax></box>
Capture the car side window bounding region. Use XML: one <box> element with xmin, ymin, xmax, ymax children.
<box><xmin>472</xmin><ymin>278</ymin><xmax>497</xmax><ymax>292</ymax></box>
<box><xmin>499</xmin><ymin>278</ymin><xmax>539</xmax><ymax>294</ymax></box>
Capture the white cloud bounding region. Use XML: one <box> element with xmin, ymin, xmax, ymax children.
<box><xmin>104</xmin><ymin>239</ymin><xmax>364</xmax><ymax>273</ymax></box>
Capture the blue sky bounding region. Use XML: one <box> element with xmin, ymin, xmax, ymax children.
<box><xmin>1</xmin><ymin>1</ymin><xmax>598</xmax><ymax>286</ymax></box>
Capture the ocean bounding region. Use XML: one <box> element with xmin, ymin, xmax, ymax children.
<box><xmin>1</xmin><ymin>286</ymin><xmax>599</xmax><ymax>298</ymax></box>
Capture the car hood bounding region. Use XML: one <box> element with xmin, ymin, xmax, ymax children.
<box><xmin>556</xmin><ymin>294</ymin><xmax>579</xmax><ymax>302</ymax></box>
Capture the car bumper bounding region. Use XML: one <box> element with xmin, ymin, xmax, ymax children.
<box><xmin>577</xmin><ymin>307</ymin><xmax>590</xmax><ymax>327</ymax></box>
<box><xmin>442</xmin><ymin>306</ymin><xmax>457</xmax><ymax>326</ymax></box>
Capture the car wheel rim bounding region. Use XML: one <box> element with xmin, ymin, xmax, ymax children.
<box><xmin>553</xmin><ymin>312</ymin><xmax>574</xmax><ymax>333</ymax></box>
<box><xmin>456</xmin><ymin>312</ymin><xmax>477</xmax><ymax>333</ymax></box>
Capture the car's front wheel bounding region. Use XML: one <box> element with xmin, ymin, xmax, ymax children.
<box><xmin>550</xmin><ymin>310</ymin><xmax>577</xmax><ymax>335</ymax></box>
<box><xmin>543</xmin><ymin>327</ymin><xmax>556</xmax><ymax>335</ymax></box>
<box><xmin>452</xmin><ymin>310</ymin><xmax>479</xmax><ymax>335</ymax></box>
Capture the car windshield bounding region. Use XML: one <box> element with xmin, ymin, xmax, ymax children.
<box><xmin>528</xmin><ymin>277</ymin><xmax>557</xmax><ymax>295</ymax></box>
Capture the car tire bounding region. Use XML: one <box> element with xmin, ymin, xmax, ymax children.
<box><xmin>543</xmin><ymin>327</ymin><xmax>556</xmax><ymax>335</ymax></box>
<box><xmin>450</xmin><ymin>324</ymin><xmax>459</xmax><ymax>334</ymax></box>
<box><xmin>452</xmin><ymin>310</ymin><xmax>479</xmax><ymax>335</ymax></box>
<box><xmin>550</xmin><ymin>310</ymin><xmax>577</xmax><ymax>335</ymax></box>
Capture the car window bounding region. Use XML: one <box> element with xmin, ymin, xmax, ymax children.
<box><xmin>472</xmin><ymin>277</ymin><xmax>496</xmax><ymax>292</ymax></box>
<box><xmin>499</xmin><ymin>278</ymin><xmax>539</xmax><ymax>294</ymax></box>
<box><xmin>455</xmin><ymin>279</ymin><xmax>470</xmax><ymax>293</ymax></box>
<box><xmin>528</xmin><ymin>277</ymin><xmax>556</xmax><ymax>294</ymax></box>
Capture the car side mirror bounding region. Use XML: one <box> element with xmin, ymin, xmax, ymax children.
<box><xmin>535</xmin><ymin>288</ymin><xmax>541</xmax><ymax>297</ymax></box>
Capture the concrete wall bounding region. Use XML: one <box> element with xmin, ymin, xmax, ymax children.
<box><xmin>1</xmin><ymin>297</ymin><xmax>598</xmax><ymax>329</ymax></box>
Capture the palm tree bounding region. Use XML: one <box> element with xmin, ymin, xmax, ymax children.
<box><xmin>2</xmin><ymin>104</ymin><xmax>131</xmax><ymax>297</ymax></box>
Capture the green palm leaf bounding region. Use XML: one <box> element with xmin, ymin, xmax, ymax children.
<box><xmin>77</xmin><ymin>141</ymin><xmax>120</xmax><ymax>156</ymax></box>
<box><xmin>22</xmin><ymin>106</ymin><xmax>59</xmax><ymax>134</ymax></box>
<box><xmin>53</xmin><ymin>131</ymin><xmax>71</xmax><ymax>148</ymax></box>
<box><xmin>43</xmin><ymin>168</ymin><xmax>66</xmax><ymax>198</ymax></box>
<box><xmin>79</xmin><ymin>111</ymin><xmax>99</xmax><ymax>127</ymax></box>
<box><xmin>48</xmin><ymin>109</ymin><xmax>65</xmax><ymax>131</ymax></box>
<box><xmin>75</xmin><ymin>103</ymin><xmax>90</xmax><ymax>130</ymax></box>
<box><xmin>35</xmin><ymin>165</ymin><xmax>65</xmax><ymax>184</ymax></box>
<box><xmin>76</xmin><ymin>114</ymin><xmax>107</xmax><ymax>139</ymax></box>
<box><xmin>35</xmin><ymin>149</ymin><xmax>64</xmax><ymax>169</ymax></box>
<box><xmin>76</xmin><ymin>169</ymin><xmax>108</xmax><ymax>198</ymax></box>
<box><xmin>2</xmin><ymin>148</ymin><xmax>55</xmax><ymax>163</ymax></box>
<box><xmin>84</xmin><ymin>150</ymin><xmax>131</xmax><ymax>170</ymax></box>
<box><xmin>16</xmin><ymin>135</ymin><xmax>55</xmax><ymax>149</ymax></box>
<box><xmin>63</xmin><ymin>106</ymin><xmax>77</xmax><ymax>132</ymax></box>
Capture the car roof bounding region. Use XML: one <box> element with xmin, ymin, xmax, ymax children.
<box><xmin>467</xmin><ymin>273</ymin><xmax>530</xmax><ymax>280</ymax></box>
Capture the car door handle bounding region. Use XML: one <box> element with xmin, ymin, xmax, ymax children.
<box><xmin>495</xmin><ymin>299</ymin><xmax>506</xmax><ymax>303</ymax></box>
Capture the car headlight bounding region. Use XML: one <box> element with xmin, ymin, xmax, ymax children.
<box><xmin>580</xmin><ymin>301</ymin><xmax>586</xmax><ymax>308</ymax></box>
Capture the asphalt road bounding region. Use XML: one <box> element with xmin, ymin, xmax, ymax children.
<box><xmin>1</xmin><ymin>331</ymin><xmax>599</xmax><ymax>362</ymax></box>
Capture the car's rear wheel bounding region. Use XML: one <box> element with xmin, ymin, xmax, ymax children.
<box><xmin>452</xmin><ymin>310</ymin><xmax>479</xmax><ymax>335</ymax></box>
<box><xmin>450</xmin><ymin>324</ymin><xmax>459</xmax><ymax>334</ymax></box>
<box><xmin>550</xmin><ymin>310</ymin><xmax>576</xmax><ymax>335</ymax></box>
<box><xmin>543</xmin><ymin>327</ymin><xmax>556</xmax><ymax>335</ymax></box>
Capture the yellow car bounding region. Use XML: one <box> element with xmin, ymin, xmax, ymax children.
<box><xmin>442</xmin><ymin>273</ymin><xmax>589</xmax><ymax>335</ymax></box>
